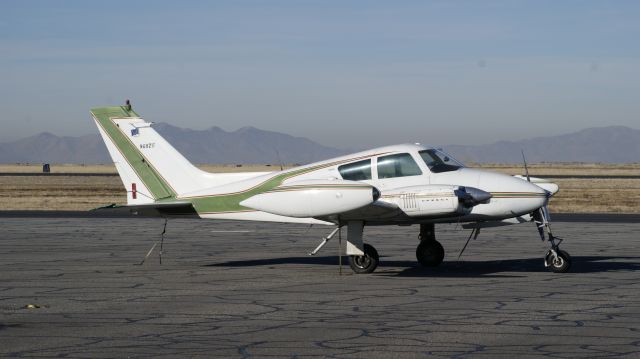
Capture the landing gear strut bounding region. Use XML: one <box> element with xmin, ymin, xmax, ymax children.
<box><xmin>416</xmin><ymin>224</ymin><xmax>445</xmax><ymax>267</ymax></box>
<box><xmin>535</xmin><ymin>206</ymin><xmax>571</xmax><ymax>273</ymax></box>
<box><xmin>311</xmin><ymin>224</ymin><xmax>380</xmax><ymax>274</ymax></box>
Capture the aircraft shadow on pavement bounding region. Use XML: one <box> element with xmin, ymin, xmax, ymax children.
<box><xmin>206</xmin><ymin>255</ymin><xmax>640</xmax><ymax>277</ymax></box>
<box><xmin>388</xmin><ymin>256</ymin><xmax>640</xmax><ymax>277</ymax></box>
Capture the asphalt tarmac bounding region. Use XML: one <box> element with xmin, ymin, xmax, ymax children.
<box><xmin>1</xmin><ymin>214</ymin><xmax>639</xmax><ymax>358</ymax></box>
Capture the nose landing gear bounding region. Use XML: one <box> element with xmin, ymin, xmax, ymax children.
<box><xmin>535</xmin><ymin>206</ymin><xmax>571</xmax><ymax>273</ymax></box>
<box><xmin>546</xmin><ymin>247</ymin><xmax>571</xmax><ymax>273</ymax></box>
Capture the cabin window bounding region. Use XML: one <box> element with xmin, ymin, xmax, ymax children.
<box><xmin>377</xmin><ymin>153</ymin><xmax>422</xmax><ymax>179</ymax></box>
<box><xmin>338</xmin><ymin>159</ymin><xmax>372</xmax><ymax>181</ymax></box>
<box><xmin>419</xmin><ymin>149</ymin><xmax>463</xmax><ymax>173</ymax></box>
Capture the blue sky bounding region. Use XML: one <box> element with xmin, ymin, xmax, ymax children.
<box><xmin>1</xmin><ymin>1</ymin><xmax>639</xmax><ymax>148</ymax></box>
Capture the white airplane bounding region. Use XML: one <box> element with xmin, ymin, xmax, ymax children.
<box><xmin>91</xmin><ymin>104</ymin><xmax>570</xmax><ymax>274</ymax></box>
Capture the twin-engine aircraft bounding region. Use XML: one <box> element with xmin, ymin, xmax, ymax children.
<box><xmin>91</xmin><ymin>104</ymin><xmax>570</xmax><ymax>274</ymax></box>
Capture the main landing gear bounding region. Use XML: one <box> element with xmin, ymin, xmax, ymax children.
<box><xmin>343</xmin><ymin>223</ymin><xmax>447</xmax><ymax>274</ymax></box>
<box><xmin>309</xmin><ymin>222</ymin><xmax>445</xmax><ymax>274</ymax></box>
<box><xmin>416</xmin><ymin>223</ymin><xmax>445</xmax><ymax>267</ymax></box>
<box><xmin>345</xmin><ymin>224</ymin><xmax>445</xmax><ymax>273</ymax></box>
<box><xmin>348</xmin><ymin>243</ymin><xmax>379</xmax><ymax>274</ymax></box>
<box><xmin>308</xmin><ymin>223</ymin><xmax>381</xmax><ymax>274</ymax></box>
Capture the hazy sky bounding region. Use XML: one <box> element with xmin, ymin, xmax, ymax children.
<box><xmin>1</xmin><ymin>1</ymin><xmax>639</xmax><ymax>148</ymax></box>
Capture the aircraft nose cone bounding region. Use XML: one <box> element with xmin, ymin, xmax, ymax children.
<box><xmin>539</xmin><ymin>182</ymin><xmax>559</xmax><ymax>196</ymax></box>
<box><xmin>520</xmin><ymin>178</ymin><xmax>549</xmax><ymax>211</ymax></box>
<box><xmin>476</xmin><ymin>170</ymin><xmax>549</xmax><ymax>216</ymax></box>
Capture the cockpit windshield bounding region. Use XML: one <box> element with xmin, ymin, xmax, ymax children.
<box><xmin>419</xmin><ymin>149</ymin><xmax>464</xmax><ymax>173</ymax></box>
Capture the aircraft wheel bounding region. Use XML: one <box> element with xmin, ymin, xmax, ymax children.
<box><xmin>546</xmin><ymin>249</ymin><xmax>571</xmax><ymax>273</ymax></box>
<box><xmin>416</xmin><ymin>240</ymin><xmax>444</xmax><ymax>267</ymax></box>
<box><xmin>349</xmin><ymin>243</ymin><xmax>379</xmax><ymax>274</ymax></box>
<box><xmin>559</xmin><ymin>249</ymin><xmax>571</xmax><ymax>261</ymax></box>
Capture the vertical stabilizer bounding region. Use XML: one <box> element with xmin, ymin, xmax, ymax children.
<box><xmin>91</xmin><ymin>105</ymin><xmax>214</xmax><ymax>204</ymax></box>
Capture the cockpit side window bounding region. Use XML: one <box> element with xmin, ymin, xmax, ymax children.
<box><xmin>338</xmin><ymin>159</ymin><xmax>372</xmax><ymax>181</ymax></box>
<box><xmin>376</xmin><ymin>153</ymin><xmax>423</xmax><ymax>179</ymax></box>
<box><xmin>419</xmin><ymin>149</ymin><xmax>463</xmax><ymax>173</ymax></box>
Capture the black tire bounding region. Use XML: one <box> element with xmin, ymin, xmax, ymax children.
<box><xmin>416</xmin><ymin>240</ymin><xmax>445</xmax><ymax>267</ymax></box>
<box><xmin>547</xmin><ymin>249</ymin><xmax>571</xmax><ymax>273</ymax></box>
<box><xmin>349</xmin><ymin>243</ymin><xmax>379</xmax><ymax>274</ymax></box>
<box><xmin>559</xmin><ymin>249</ymin><xmax>571</xmax><ymax>261</ymax></box>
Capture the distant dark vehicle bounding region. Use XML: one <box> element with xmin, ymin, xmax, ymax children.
<box><xmin>43</xmin><ymin>164</ymin><xmax>50</xmax><ymax>173</ymax></box>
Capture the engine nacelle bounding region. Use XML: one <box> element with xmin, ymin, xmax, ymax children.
<box><xmin>379</xmin><ymin>185</ymin><xmax>491</xmax><ymax>218</ymax></box>
<box><xmin>240</xmin><ymin>179</ymin><xmax>378</xmax><ymax>218</ymax></box>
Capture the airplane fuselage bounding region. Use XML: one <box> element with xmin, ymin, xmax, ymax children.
<box><xmin>178</xmin><ymin>144</ymin><xmax>550</xmax><ymax>225</ymax></box>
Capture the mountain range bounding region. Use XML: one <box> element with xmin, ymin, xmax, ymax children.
<box><xmin>0</xmin><ymin>125</ymin><xmax>638</xmax><ymax>164</ymax></box>
<box><xmin>443</xmin><ymin>126</ymin><xmax>640</xmax><ymax>163</ymax></box>
<box><xmin>0</xmin><ymin>124</ymin><xmax>345</xmax><ymax>164</ymax></box>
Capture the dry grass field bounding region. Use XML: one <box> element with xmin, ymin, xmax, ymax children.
<box><xmin>0</xmin><ymin>176</ymin><xmax>123</xmax><ymax>211</ymax></box>
<box><xmin>0</xmin><ymin>163</ymin><xmax>638</xmax><ymax>213</ymax></box>
<box><xmin>470</xmin><ymin>162</ymin><xmax>640</xmax><ymax>177</ymax></box>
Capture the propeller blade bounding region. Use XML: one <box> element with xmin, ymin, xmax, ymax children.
<box><xmin>521</xmin><ymin>149</ymin><xmax>531</xmax><ymax>182</ymax></box>
<box><xmin>533</xmin><ymin>207</ymin><xmax>546</xmax><ymax>241</ymax></box>
<box><xmin>542</xmin><ymin>204</ymin><xmax>551</xmax><ymax>222</ymax></box>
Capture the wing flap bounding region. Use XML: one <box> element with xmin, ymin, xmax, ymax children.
<box><xmin>316</xmin><ymin>200</ymin><xmax>405</xmax><ymax>222</ymax></box>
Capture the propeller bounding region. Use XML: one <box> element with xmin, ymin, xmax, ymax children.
<box><xmin>521</xmin><ymin>149</ymin><xmax>531</xmax><ymax>182</ymax></box>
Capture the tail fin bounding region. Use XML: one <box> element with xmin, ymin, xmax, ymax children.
<box><xmin>91</xmin><ymin>105</ymin><xmax>213</xmax><ymax>204</ymax></box>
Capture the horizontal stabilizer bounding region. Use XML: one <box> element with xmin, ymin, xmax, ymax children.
<box><xmin>92</xmin><ymin>201</ymin><xmax>198</xmax><ymax>218</ymax></box>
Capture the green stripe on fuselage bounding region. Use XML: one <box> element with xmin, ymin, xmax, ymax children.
<box><xmin>91</xmin><ymin>106</ymin><xmax>176</xmax><ymax>200</ymax></box>
<box><xmin>491</xmin><ymin>192</ymin><xmax>546</xmax><ymax>198</ymax></box>
<box><xmin>265</xmin><ymin>184</ymin><xmax>371</xmax><ymax>194</ymax></box>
